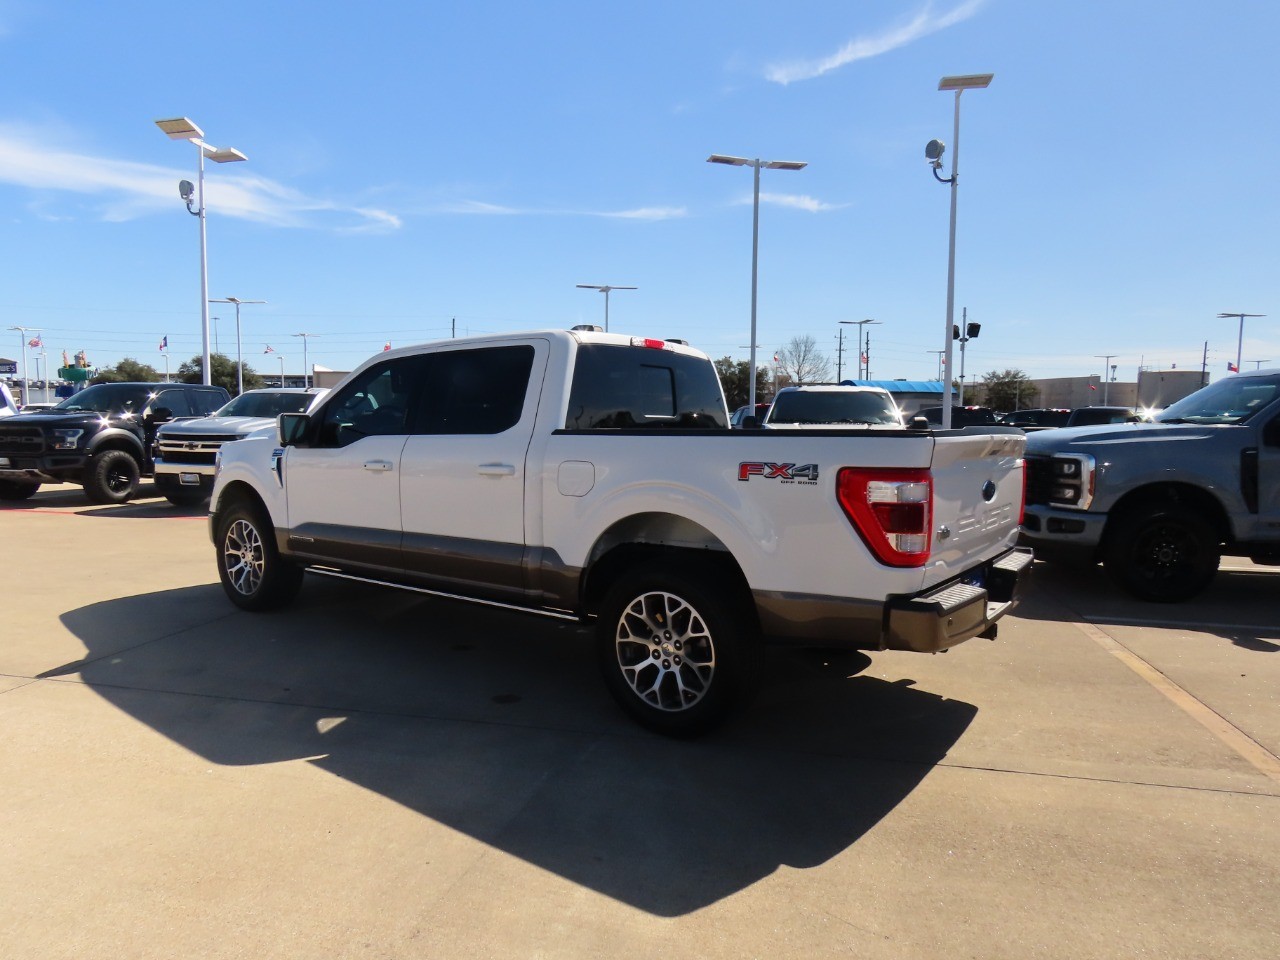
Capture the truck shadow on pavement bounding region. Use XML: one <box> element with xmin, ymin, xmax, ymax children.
<box><xmin>1018</xmin><ymin>560</ymin><xmax>1280</xmax><ymax>652</ymax></box>
<box><xmin>1</xmin><ymin>483</ymin><xmax>206</xmax><ymax>518</ymax></box>
<box><xmin>50</xmin><ymin>577</ymin><xmax>976</xmax><ymax>917</ymax></box>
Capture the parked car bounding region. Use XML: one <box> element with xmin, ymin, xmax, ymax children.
<box><xmin>762</xmin><ymin>384</ymin><xmax>903</xmax><ymax>428</ymax></box>
<box><xmin>1065</xmin><ymin>405</ymin><xmax>1141</xmax><ymax>427</ymax></box>
<box><xmin>0</xmin><ymin>381</ymin><xmax>229</xmax><ymax>503</ymax></box>
<box><xmin>916</xmin><ymin>405</ymin><xmax>999</xmax><ymax>428</ymax></box>
<box><xmin>153</xmin><ymin>387</ymin><xmax>328</xmax><ymax>505</ymax></box>
<box><xmin>997</xmin><ymin>408</ymin><xmax>1071</xmax><ymax>430</ymax></box>
<box><xmin>729</xmin><ymin>402</ymin><xmax>772</xmax><ymax>428</ymax></box>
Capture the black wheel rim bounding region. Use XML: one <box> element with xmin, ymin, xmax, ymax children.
<box><xmin>1131</xmin><ymin>518</ymin><xmax>1206</xmax><ymax>589</ymax></box>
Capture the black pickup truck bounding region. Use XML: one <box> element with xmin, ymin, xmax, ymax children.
<box><xmin>0</xmin><ymin>381</ymin><xmax>228</xmax><ymax>503</ymax></box>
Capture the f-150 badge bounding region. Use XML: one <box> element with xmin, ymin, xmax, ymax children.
<box><xmin>738</xmin><ymin>462</ymin><xmax>819</xmax><ymax>483</ymax></box>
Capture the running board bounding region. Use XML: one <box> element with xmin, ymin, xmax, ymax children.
<box><xmin>305</xmin><ymin>566</ymin><xmax>583</xmax><ymax>623</ymax></box>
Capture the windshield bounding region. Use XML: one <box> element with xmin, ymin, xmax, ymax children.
<box><xmin>767</xmin><ymin>390</ymin><xmax>902</xmax><ymax>426</ymax></box>
<box><xmin>1155</xmin><ymin>375</ymin><xmax>1280</xmax><ymax>425</ymax></box>
<box><xmin>53</xmin><ymin>384</ymin><xmax>155</xmax><ymax>415</ymax></box>
<box><xmin>214</xmin><ymin>391</ymin><xmax>317</xmax><ymax>419</ymax></box>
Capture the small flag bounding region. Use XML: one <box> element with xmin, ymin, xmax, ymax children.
<box><xmin>264</xmin><ymin>344</ymin><xmax>275</xmax><ymax>354</ymax></box>
<box><xmin>1089</xmin><ymin>384</ymin><xmax>1097</xmax><ymax>391</ymax></box>
<box><xmin>940</xmin><ymin>356</ymin><xmax>946</xmax><ymax>366</ymax></box>
<box><xmin>860</xmin><ymin>352</ymin><xmax>868</xmax><ymax>365</ymax></box>
<box><xmin>383</xmin><ymin>342</ymin><xmax>391</xmax><ymax>352</ymax></box>
<box><xmin>158</xmin><ymin>335</ymin><xmax>168</xmax><ymax>351</ymax></box>
<box><xmin>1227</xmin><ymin>361</ymin><xmax>1239</xmax><ymax>373</ymax></box>
<box><xmin>28</xmin><ymin>336</ymin><xmax>42</xmax><ymax>348</ymax></box>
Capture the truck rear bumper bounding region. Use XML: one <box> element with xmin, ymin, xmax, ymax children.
<box><xmin>883</xmin><ymin>547</ymin><xmax>1033</xmax><ymax>652</ymax></box>
<box><xmin>753</xmin><ymin>547</ymin><xmax>1033</xmax><ymax>652</ymax></box>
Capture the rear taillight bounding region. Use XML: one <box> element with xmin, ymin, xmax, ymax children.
<box><xmin>836</xmin><ymin>467</ymin><xmax>932</xmax><ymax>567</ymax></box>
<box><xmin>1018</xmin><ymin>457</ymin><xmax>1026</xmax><ymax>525</ymax></box>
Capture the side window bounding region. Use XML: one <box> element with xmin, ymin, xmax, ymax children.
<box><xmin>411</xmin><ymin>346</ymin><xmax>534</xmax><ymax>435</ymax></box>
<box><xmin>566</xmin><ymin>345</ymin><xmax>727</xmax><ymax>430</ymax></box>
<box><xmin>154</xmin><ymin>389</ymin><xmax>192</xmax><ymax>417</ymax></box>
<box><xmin>191</xmin><ymin>390</ymin><xmax>225</xmax><ymax>415</ymax></box>
<box><xmin>319</xmin><ymin>356</ymin><xmax>424</xmax><ymax>447</ymax></box>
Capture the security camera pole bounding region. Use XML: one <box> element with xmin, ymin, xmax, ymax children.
<box><xmin>155</xmin><ymin>118</ymin><xmax>247</xmax><ymax>386</ymax></box>
<box><xmin>927</xmin><ymin>73</ymin><xmax>993</xmax><ymax>430</ymax></box>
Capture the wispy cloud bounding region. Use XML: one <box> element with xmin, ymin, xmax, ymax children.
<box><xmin>0</xmin><ymin>125</ymin><xmax>401</xmax><ymax>231</ymax></box>
<box><xmin>434</xmin><ymin>199</ymin><xmax>686</xmax><ymax>221</ymax></box>
<box><xmin>764</xmin><ymin>0</ymin><xmax>986</xmax><ymax>85</ymax></box>
<box><xmin>733</xmin><ymin>192</ymin><xmax>846</xmax><ymax>213</ymax></box>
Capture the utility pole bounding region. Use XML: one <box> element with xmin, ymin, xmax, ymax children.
<box><xmin>1201</xmin><ymin>342</ymin><xmax>1209</xmax><ymax>386</ymax></box>
<box><xmin>1095</xmin><ymin>354</ymin><xmax>1117</xmax><ymax>405</ymax></box>
<box><xmin>835</xmin><ymin>326</ymin><xmax>846</xmax><ymax>382</ymax></box>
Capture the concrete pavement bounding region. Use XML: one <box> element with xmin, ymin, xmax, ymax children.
<box><xmin>2</xmin><ymin>483</ymin><xmax>1278</xmax><ymax>958</ymax></box>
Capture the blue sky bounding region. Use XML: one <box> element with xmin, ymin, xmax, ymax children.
<box><xmin>1</xmin><ymin>0</ymin><xmax>1276</xmax><ymax>385</ymax></box>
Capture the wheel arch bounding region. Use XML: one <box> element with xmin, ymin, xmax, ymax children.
<box><xmin>580</xmin><ymin>512</ymin><xmax>755</xmax><ymax>620</ymax></box>
<box><xmin>1101</xmin><ymin>482</ymin><xmax>1231</xmax><ymax>552</ymax></box>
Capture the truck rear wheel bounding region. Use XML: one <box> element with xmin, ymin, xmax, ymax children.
<box><xmin>1103</xmin><ymin>506</ymin><xmax>1219</xmax><ymax>602</ymax></box>
<box><xmin>84</xmin><ymin>449</ymin><xmax>140</xmax><ymax>504</ymax></box>
<box><xmin>215</xmin><ymin>501</ymin><xmax>304</xmax><ymax>611</ymax></box>
<box><xmin>595</xmin><ymin>561</ymin><xmax>760</xmax><ymax>737</ymax></box>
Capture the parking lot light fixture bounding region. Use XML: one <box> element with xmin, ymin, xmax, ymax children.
<box><xmin>293</xmin><ymin>333</ymin><xmax>316</xmax><ymax>388</ymax></box>
<box><xmin>928</xmin><ymin>73</ymin><xmax>993</xmax><ymax>429</ymax></box>
<box><xmin>8</xmin><ymin>325</ymin><xmax>39</xmax><ymax>406</ymax></box>
<box><xmin>155</xmin><ymin>117</ymin><xmax>248</xmax><ymax>386</ymax></box>
<box><xmin>210</xmin><ymin>297</ymin><xmax>267</xmax><ymax>396</ymax></box>
<box><xmin>707</xmin><ymin>153</ymin><xmax>808</xmax><ymax>410</ymax></box>
<box><xmin>575</xmin><ymin>284</ymin><xmax>637</xmax><ymax>333</ymax></box>
<box><xmin>1217</xmin><ymin>313</ymin><xmax>1265</xmax><ymax>373</ymax></box>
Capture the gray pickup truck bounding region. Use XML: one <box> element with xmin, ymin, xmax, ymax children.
<box><xmin>1019</xmin><ymin>368</ymin><xmax>1280</xmax><ymax>601</ymax></box>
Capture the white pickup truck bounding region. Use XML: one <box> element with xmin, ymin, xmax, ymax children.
<box><xmin>210</xmin><ymin>328</ymin><xmax>1031</xmax><ymax>734</ymax></box>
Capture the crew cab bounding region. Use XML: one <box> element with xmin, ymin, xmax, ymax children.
<box><xmin>0</xmin><ymin>381</ymin><xmax>229</xmax><ymax>503</ymax></box>
<box><xmin>210</xmin><ymin>329</ymin><xmax>1030</xmax><ymax>734</ymax></box>
<box><xmin>1020</xmin><ymin>368</ymin><xmax>1280</xmax><ymax>601</ymax></box>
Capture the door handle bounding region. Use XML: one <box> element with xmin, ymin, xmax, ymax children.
<box><xmin>477</xmin><ymin>463</ymin><xmax>516</xmax><ymax>476</ymax></box>
<box><xmin>363</xmin><ymin>460</ymin><xmax>394</xmax><ymax>472</ymax></box>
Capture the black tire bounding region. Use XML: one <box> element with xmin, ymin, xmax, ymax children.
<box><xmin>1103</xmin><ymin>506</ymin><xmax>1220</xmax><ymax>602</ymax></box>
<box><xmin>84</xmin><ymin>449</ymin><xmax>140</xmax><ymax>504</ymax></box>
<box><xmin>215</xmin><ymin>500</ymin><xmax>304</xmax><ymax>611</ymax></box>
<box><xmin>595</xmin><ymin>560</ymin><xmax>760</xmax><ymax>737</ymax></box>
<box><xmin>163</xmin><ymin>488</ymin><xmax>210</xmax><ymax>507</ymax></box>
<box><xmin>0</xmin><ymin>479</ymin><xmax>40</xmax><ymax>501</ymax></box>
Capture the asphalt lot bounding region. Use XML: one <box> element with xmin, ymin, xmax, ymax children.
<box><xmin>3</xmin><ymin>482</ymin><xmax>1279</xmax><ymax>960</ymax></box>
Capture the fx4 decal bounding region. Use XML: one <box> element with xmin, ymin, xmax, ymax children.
<box><xmin>738</xmin><ymin>462</ymin><xmax>820</xmax><ymax>484</ymax></box>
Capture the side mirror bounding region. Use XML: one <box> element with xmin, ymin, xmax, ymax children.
<box><xmin>149</xmin><ymin>406</ymin><xmax>173</xmax><ymax>424</ymax></box>
<box><xmin>742</xmin><ymin>415</ymin><xmax>760</xmax><ymax>429</ymax></box>
<box><xmin>278</xmin><ymin>412</ymin><xmax>310</xmax><ymax>447</ymax></box>
<box><xmin>909</xmin><ymin>416</ymin><xmax>931</xmax><ymax>430</ymax></box>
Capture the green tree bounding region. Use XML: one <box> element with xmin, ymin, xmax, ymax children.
<box><xmin>90</xmin><ymin>357</ymin><xmax>162</xmax><ymax>384</ymax></box>
<box><xmin>177</xmin><ymin>353</ymin><xmax>264</xmax><ymax>394</ymax></box>
<box><xmin>979</xmin><ymin>369</ymin><xmax>1038</xmax><ymax>411</ymax></box>
<box><xmin>713</xmin><ymin>357</ymin><xmax>772</xmax><ymax>409</ymax></box>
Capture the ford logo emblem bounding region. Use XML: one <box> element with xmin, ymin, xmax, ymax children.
<box><xmin>981</xmin><ymin>479</ymin><xmax>997</xmax><ymax>502</ymax></box>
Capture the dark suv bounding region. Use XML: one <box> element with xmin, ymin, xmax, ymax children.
<box><xmin>0</xmin><ymin>381</ymin><xmax>229</xmax><ymax>503</ymax></box>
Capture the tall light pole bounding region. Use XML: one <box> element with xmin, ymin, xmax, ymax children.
<box><xmin>210</xmin><ymin>296</ymin><xmax>266</xmax><ymax>396</ymax></box>
<box><xmin>7</xmin><ymin>326</ymin><xmax>38</xmax><ymax>406</ymax></box>
<box><xmin>156</xmin><ymin>118</ymin><xmax>247</xmax><ymax>386</ymax></box>
<box><xmin>1095</xmin><ymin>355</ymin><xmax>1117</xmax><ymax>404</ymax></box>
<box><xmin>926</xmin><ymin>73</ymin><xmax>994</xmax><ymax>429</ymax></box>
<box><xmin>707</xmin><ymin>153</ymin><xmax>808</xmax><ymax>411</ymax></box>
<box><xmin>1250</xmin><ymin>360</ymin><xmax>1272</xmax><ymax>370</ymax></box>
<box><xmin>575</xmin><ymin>284</ymin><xmax>636</xmax><ymax>332</ymax></box>
<box><xmin>293</xmin><ymin>333</ymin><xmax>316</xmax><ymax>388</ymax></box>
<box><xmin>1217</xmin><ymin>313</ymin><xmax>1265</xmax><ymax>373</ymax></box>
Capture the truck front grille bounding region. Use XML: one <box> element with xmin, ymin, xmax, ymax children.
<box><xmin>0</xmin><ymin>426</ymin><xmax>45</xmax><ymax>455</ymax></box>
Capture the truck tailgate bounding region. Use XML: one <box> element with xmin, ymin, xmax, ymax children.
<box><xmin>925</xmin><ymin>430</ymin><xmax>1026</xmax><ymax>584</ymax></box>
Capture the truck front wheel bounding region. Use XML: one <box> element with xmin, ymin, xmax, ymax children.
<box><xmin>0</xmin><ymin>479</ymin><xmax>40</xmax><ymax>500</ymax></box>
<box><xmin>84</xmin><ymin>449</ymin><xmax>140</xmax><ymax>504</ymax></box>
<box><xmin>215</xmin><ymin>501</ymin><xmax>304</xmax><ymax>611</ymax></box>
<box><xmin>595</xmin><ymin>561</ymin><xmax>760</xmax><ymax>737</ymax></box>
<box><xmin>1103</xmin><ymin>506</ymin><xmax>1220</xmax><ymax>602</ymax></box>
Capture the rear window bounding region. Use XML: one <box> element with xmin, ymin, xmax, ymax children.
<box><xmin>566</xmin><ymin>345</ymin><xmax>727</xmax><ymax>429</ymax></box>
<box><xmin>767</xmin><ymin>390</ymin><xmax>901</xmax><ymax>425</ymax></box>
